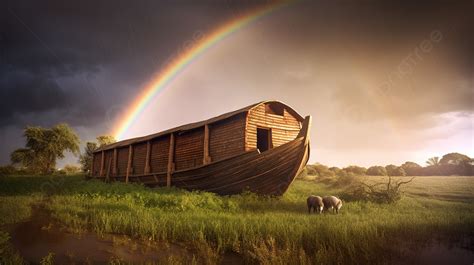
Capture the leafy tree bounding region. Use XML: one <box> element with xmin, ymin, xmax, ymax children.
<box><xmin>10</xmin><ymin>124</ymin><xmax>80</xmax><ymax>174</ymax></box>
<box><xmin>96</xmin><ymin>135</ymin><xmax>116</xmax><ymax>147</ymax></box>
<box><xmin>79</xmin><ymin>135</ymin><xmax>116</xmax><ymax>173</ymax></box>
<box><xmin>343</xmin><ymin>165</ymin><xmax>367</xmax><ymax>175</ymax></box>
<box><xmin>439</xmin><ymin>153</ymin><xmax>471</xmax><ymax>165</ymax></box>
<box><xmin>435</xmin><ymin>153</ymin><xmax>473</xmax><ymax>176</ymax></box>
<box><xmin>385</xmin><ymin>164</ymin><xmax>406</xmax><ymax>176</ymax></box>
<box><xmin>329</xmin><ymin>167</ymin><xmax>345</xmax><ymax>177</ymax></box>
<box><xmin>366</xmin><ymin>166</ymin><xmax>387</xmax><ymax>176</ymax></box>
<box><xmin>306</xmin><ymin>163</ymin><xmax>335</xmax><ymax>178</ymax></box>
<box><xmin>79</xmin><ymin>142</ymin><xmax>97</xmax><ymax>173</ymax></box>
<box><xmin>426</xmin><ymin>157</ymin><xmax>440</xmax><ymax>166</ymax></box>
<box><xmin>401</xmin><ymin>161</ymin><xmax>422</xmax><ymax>176</ymax></box>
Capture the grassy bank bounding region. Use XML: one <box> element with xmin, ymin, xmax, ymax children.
<box><xmin>0</xmin><ymin>175</ymin><xmax>473</xmax><ymax>264</ymax></box>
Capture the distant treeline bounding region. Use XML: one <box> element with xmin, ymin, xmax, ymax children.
<box><xmin>306</xmin><ymin>152</ymin><xmax>473</xmax><ymax>177</ymax></box>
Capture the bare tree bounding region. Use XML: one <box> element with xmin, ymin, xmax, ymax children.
<box><xmin>349</xmin><ymin>176</ymin><xmax>415</xmax><ymax>203</ymax></box>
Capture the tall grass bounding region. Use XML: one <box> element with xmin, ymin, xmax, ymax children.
<box><xmin>1</xmin><ymin>175</ymin><xmax>473</xmax><ymax>264</ymax></box>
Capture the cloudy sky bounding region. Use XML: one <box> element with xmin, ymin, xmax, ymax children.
<box><xmin>1</xmin><ymin>0</ymin><xmax>472</xmax><ymax>168</ymax></box>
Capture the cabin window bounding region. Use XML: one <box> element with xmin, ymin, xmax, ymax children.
<box><xmin>257</xmin><ymin>128</ymin><xmax>272</xmax><ymax>152</ymax></box>
<box><xmin>265</xmin><ymin>104</ymin><xmax>284</xmax><ymax>116</ymax></box>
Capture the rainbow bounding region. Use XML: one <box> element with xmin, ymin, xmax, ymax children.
<box><xmin>113</xmin><ymin>1</ymin><xmax>293</xmax><ymax>140</ymax></box>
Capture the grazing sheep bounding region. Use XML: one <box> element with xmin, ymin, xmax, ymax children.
<box><xmin>306</xmin><ymin>195</ymin><xmax>324</xmax><ymax>214</ymax></box>
<box><xmin>323</xmin><ymin>196</ymin><xmax>343</xmax><ymax>214</ymax></box>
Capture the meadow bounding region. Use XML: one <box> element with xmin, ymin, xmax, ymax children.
<box><xmin>0</xmin><ymin>174</ymin><xmax>473</xmax><ymax>264</ymax></box>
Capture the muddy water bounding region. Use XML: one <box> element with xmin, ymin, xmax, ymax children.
<box><xmin>416</xmin><ymin>241</ymin><xmax>474</xmax><ymax>265</ymax></box>
<box><xmin>9</xmin><ymin>206</ymin><xmax>191</xmax><ymax>264</ymax></box>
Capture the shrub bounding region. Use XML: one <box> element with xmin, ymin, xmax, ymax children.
<box><xmin>63</xmin><ymin>164</ymin><xmax>81</xmax><ymax>175</ymax></box>
<box><xmin>343</xmin><ymin>165</ymin><xmax>367</xmax><ymax>175</ymax></box>
<box><xmin>366</xmin><ymin>166</ymin><xmax>387</xmax><ymax>176</ymax></box>
<box><xmin>0</xmin><ymin>165</ymin><xmax>17</xmax><ymax>176</ymax></box>
<box><xmin>333</xmin><ymin>172</ymin><xmax>358</xmax><ymax>188</ymax></box>
<box><xmin>305</xmin><ymin>163</ymin><xmax>335</xmax><ymax>180</ymax></box>
<box><xmin>385</xmin><ymin>165</ymin><xmax>406</xmax><ymax>176</ymax></box>
<box><xmin>343</xmin><ymin>176</ymin><xmax>415</xmax><ymax>203</ymax></box>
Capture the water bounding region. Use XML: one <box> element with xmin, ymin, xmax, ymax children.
<box><xmin>9</xmin><ymin>206</ymin><xmax>188</xmax><ymax>263</ymax></box>
<box><xmin>416</xmin><ymin>241</ymin><xmax>474</xmax><ymax>265</ymax></box>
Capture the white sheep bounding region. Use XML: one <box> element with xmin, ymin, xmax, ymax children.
<box><xmin>323</xmin><ymin>196</ymin><xmax>343</xmax><ymax>214</ymax></box>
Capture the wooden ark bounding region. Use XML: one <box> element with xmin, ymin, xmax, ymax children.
<box><xmin>91</xmin><ymin>101</ymin><xmax>311</xmax><ymax>196</ymax></box>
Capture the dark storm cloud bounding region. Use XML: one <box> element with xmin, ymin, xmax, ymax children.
<box><xmin>0</xmin><ymin>72</ymin><xmax>68</xmax><ymax>125</ymax></box>
<box><xmin>0</xmin><ymin>0</ymin><xmax>472</xmax><ymax>166</ymax></box>
<box><xmin>0</xmin><ymin>0</ymin><xmax>263</xmax><ymax>130</ymax></box>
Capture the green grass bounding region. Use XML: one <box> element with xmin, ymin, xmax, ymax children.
<box><xmin>0</xmin><ymin>175</ymin><xmax>473</xmax><ymax>264</ymax></box>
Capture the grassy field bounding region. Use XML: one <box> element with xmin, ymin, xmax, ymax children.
<box><xmin>0</xmin><ymin>174</ymin><xmax>473</xmax><ymax>264</ymax></box>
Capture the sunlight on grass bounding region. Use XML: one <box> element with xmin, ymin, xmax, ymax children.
<box><xmin>1</xmin><ymin>175</ymin><xmax>473</xmax><ymax>264</ymax></box>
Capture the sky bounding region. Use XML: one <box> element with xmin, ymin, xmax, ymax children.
<box><xmin>0</xmin><ymin>0</ymin><xmax>472</xmax><ymax>168</ymax></box>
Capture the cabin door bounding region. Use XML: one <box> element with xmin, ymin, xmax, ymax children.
<box><xmin>257</xmin><ymin>128</ymin><xmax>272</xmax><ymax>152</ymax></box>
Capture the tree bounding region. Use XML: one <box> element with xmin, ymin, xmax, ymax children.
<box><xmin>79</xmin><ymin>142</ymin><xmax>97</xmax><ymax>173</ymax></box>
<box><xmin>385</xmin><ymin>164</ymin><xmax>406</xmax><ymax>176</ymax></box>
<box><xmin>439</xmin><ymin>153</ymin><xmax>471</xmax><ymax>165</ymax></box>
<box><xmin>10</xmin><ymin>124</ymin><xmax>80</xmax><ymax>174</ymax></box>
<box><xmin>96</xmin><ymin>135</ymin><xmax>116</xmax><ymax>147</ymax></box>
<box><xmin>366</xmin><ymin>166</ymin><xmax>387</xmax><ymax>176</ymax></box>
<box><xmin>343</xmin><ymin>165</ymin><xmax>367</xmax><ymax>175</ymax></box>
<box><xmin>401</xmin><ymin>162</ymin><xmax>422</xmax><ymax>176</ymax></box>
<box><xmin>426</xmin><ymin>157</ymin><xmax>440</xmax><ymax>166</ymax></box>
<box><xmin>79</xmin><ymin>135</ymin><xmax>116</xmax><ymax>173</ymax></box>
<box><xmin>437</xmin><ymin>153</ymin><xmax>472</xmax><ymax>176</ymax></box>
<box><xmin>306</xmin><ymin>163</ymin><xmax>335</xmax><ymax>178</ymax></box>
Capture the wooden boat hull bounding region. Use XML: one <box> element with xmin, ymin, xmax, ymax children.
<box><xmin>97</xmin><ymin>116</ymin><xmax>311</xmax><ymax>196</ymax></box>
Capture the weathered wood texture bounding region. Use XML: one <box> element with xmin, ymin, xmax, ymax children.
<box><xmin>90</xmin><ymin>101</ymin><xmax>310</xmax><ymax>196</ymax></box>
<box><xmin>132</xmin><ymin>142</ymin><xmax>147</xmax><ymax>175</ymax></box>
<box><xmin>209</xmin><ymin>114</ymin><xmax>246</xmax><ymax>162</ymax></box>
<box><xmin>149</xmin><ymin>136</ymin><xmax>170</xmax><ymax>174</ymax></box>
<box><xmin>92</xmin><ymin>153</ymin><xmax>101</xmax><ymax>176</ymax></box>
<box><xmin>116</xmin><ymin>147</ymin><xmax>129</xmax><ymax>175</ymax></box>
<box><xmin>97</xmin><ymin>124</ymin><xmax>310</xmax><ymax>195</ymax></box>
<box><xmin>103</xmin><ymin>150</ymin><xmax>113</xmax><ymax>176</ymax></box>
<box><xmin>167</xmin><ymin>133</ymin><xmax>175</xmax><ymax>187</ymax></box>
<box><xmin>246</xmin><ymin>103</ymin><xmax>301</xmax><ymax>150</ymax></box>
<box><xmin>174</xmin><ymin>128</ymin><xmax>204</xmax><ymax>170</ymax></box>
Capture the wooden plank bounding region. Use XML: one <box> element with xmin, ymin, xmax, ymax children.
<box><xmin>99</xmin><ymin>151</ymin><xmax>105</xmax><ymax>177</ymax></box>
<box><xmin>167</xmin><ymin>133</ymin><xmax>175</xmax><ymax>187</ymax></box>
<box><xmin>244</xmin><ymin>112</ymin><xmax>249</xmax><ymax>151</ymax></box>
<box><xmin>112</xmin><ymin>148</ymin><xmax>117</xmax><ymax>175</ymax></box>
<box><xmin>106</xmin><ymin>156</ymin><xmax>112</xmax><ymax>182</ymax></box>
<box><xmin>91</xmin><ymin>153</ymin><xmax>95</xmax><ymax>177</ymax></box>
<box><xmin>132</xmin><ymin>143</ymin><xmax>147</xmax><ymax>175</ymax></box>
<box><xmin>144</xmin><ymin>141</ymin><xmax>151</xmax><ymax>174</ymax></box>
<box><xmin>126</xmin><ymin>145</ymin><xmax>133</xmax><ymax>183</ymax></box>
<box><xmin>117</xmin><ymin>147</ymin><xmax>129</xmax><ymax>175</ymax></box>
<box><xmin>203</xmin><ymin>124</ymin><xmax>210</xmax><ymax>164</ymax></box>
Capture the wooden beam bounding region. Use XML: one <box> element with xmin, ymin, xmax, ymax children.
<box><xmin>112</xmin><ymin>148</ymin><xmax>117</xmax><ymax>176</ymax></box>
<box><xmin>99</xmin><ymin>150</ymin><xmax>105</xmax><ymax>177</ymax></box>
<box><xmin>90</xmin><ymin>153</ymin><xmax>95</xmax><ymax>177</ymax></box>
<box><xmin>106</xmin><ymin>156</ymin><xmax>112</xmax><ymax>182</ymax></box>
<box><xmin>203</xmin><ymin>124</ymin><xmax>210</xmax><ymax>164</ymax></box>
<box><xmin>244</xmin><ymin>112</ymin><xmax>250</xmax><ymax>151</ymax></box>
<box><xmin>167</xmin><ymin>133</ymin><xmax>175</xmax><ymax>187</ymax></box>
<box><xmin>144</xmin><ymin>141</ymin><xmax>151</xmax><ymax>174</ymax></box>
<box><xmin>126</xmin><ymin>145</ymin><xmax>133</xmax><ymax>183</ymax></box>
